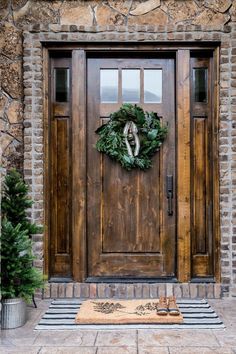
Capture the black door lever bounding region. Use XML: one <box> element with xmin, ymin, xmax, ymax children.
<box><xmin>166</xmin><ymin>175</ymin><xmax>173</xmax><ymax>216</ymax></box>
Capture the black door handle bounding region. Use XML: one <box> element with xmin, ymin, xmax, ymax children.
<box><xmin>166</xmin><ymin>175</ymin><xmax>173</xmax><ymax>216</ymax></box>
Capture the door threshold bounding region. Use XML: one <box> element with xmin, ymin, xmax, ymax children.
<box><xmin>85</xmin><ymin>277</ymin><xmax>178</xmax><ymax>283</ymax></box>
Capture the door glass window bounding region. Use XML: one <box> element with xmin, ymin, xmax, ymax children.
<box><xmin>100</xmin><ymin>69</ymin><xmax>118</xmax><ymax>103</ymax></box>
<box><xmin>193</xmin><ymin>68</ymin><xmax>208</xmax><ymax>103</ymax></box>
<box><xmin>122</xmin><ymin>69</ymin><xmax>140</xmax><ymax>103</ymax></box>
<box><xmin>144</xmin><ymin>69</ymin><xmax>162</xmax><ymax>103</ymax></box>
<box><xmin>55</xmin><ymin>68</ymin><xmax>69</xmax><ymax>102</ymax></box>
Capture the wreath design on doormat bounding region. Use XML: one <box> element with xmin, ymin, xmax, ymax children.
<box><xmin>95</xmin><ymin>104</ymin><xmax>168</xmax><ymax>171</ymax></box>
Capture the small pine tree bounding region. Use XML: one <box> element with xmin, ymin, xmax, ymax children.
<box><xmin>2</xmin><ymin>169</ymin><xmax>41</xmax><ymax>235</ymax></box>
<box><xmin>1</xmin><ymin>169</ymin><xmax>43</xmax><ymax>301</ymax></box>
<box><xmin>1</xmin><ymin>220</ymin><xmax>43</xmax><ymax>301</ymax></box>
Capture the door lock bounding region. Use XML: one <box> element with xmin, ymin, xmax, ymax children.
<box><xmin>166</xmin><ymin>175</ymin><xmax>173</xmax><ymax>216</ymax></box>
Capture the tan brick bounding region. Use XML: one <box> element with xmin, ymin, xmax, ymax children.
<box><xmin>198</xmin><ymin>284</ymin><xmax>206</xmax><ymax>299</ymax></box>
<box><xmin>127</xmin><ymin>284</ymin><xmax>135</xmax><ymax>299</ymax></box>
<box><xmin>158</xmin><ymin>284</ymin><xmax>166</xmax><ymax>297</ymax></box>
<box><xmin>190</xmin><ymin>284</ymin><xmax>198</xmax><ymax>299</ymax></box>
<box><xmin>142</xmin><ymin>284</ymin><xmax>150</xmax><ymax>298</ymax></box>
<box><xmin>214</xmin><ymin>284</ymin><xmax>222</xmax><ymax>299</ymax></box>
<box><xmin>43</xmin><ymin>283</ymin><xmax>51</xmax><ymax>299</ymax></box>
<box><xmin>166</xmin><ymin>283</ymin><xmax>173</xmax><ymax>297</ymax></box>
<box><xmin>51</xmin><ymin>283</ymin><xmax>58</xmax><ymax>298</ymax></box>
<box><xmin>65</xmin><ymin>283</ymin><xmax>74</xmax><ymax>298</ymax></box>
<box><xmin>89</xmin><ymin>283</ymin><xmax>97</xmax><ymax>298</ymax></box>
<box><xmin>80</xmin><ymin>284</ymin><xmax>89</xmax><ymax>298</ymax></box>
<box><xmin>134</xmin><ymin>284</ymin><xmax>142</xmax><ymax>298</ymax></box>
<box><xmin>118</xmin><ymin>284</ymin><xmax>127</xmax><ymax>299</ymax></box>
<box><xmin>173</xmin><ymin>284</ymin><xmax>182</xmax><ymax>298</ymax></box>
<box><xmin>74</xmin><ymin>283</ymin><xmax>81</xmax><ymax>298</ymax></box>
<box><xmin>206</xmin><ymin>284</ymin><xmax>214</xmax><ymax>299</ymax></box>
<box><xmin>58</xmin><ymin>283</ymin><xmax>65</xmax><ymax>298</ymax></box>
<box><xmin>182</xmin><ymin>284</ymin><xmax>190</xmax><ymax>298</ymax></box>
<box><xmin>97</xmin><ymin>284</ymin><xmax>106</xmax><ymax>298</ymax></box>
<box><xmin>150</xmin><ymin>284</ymin><xmax>158</xmax><ymax>299</ymax></box>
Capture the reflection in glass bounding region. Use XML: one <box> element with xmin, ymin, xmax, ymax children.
<box><xmin>100</xmin><ymin>69</ymin><xmax>118</xmax><ymax>103</ymax></box>
<box><xmin>144</xmin><ymin>69</ymin><xmax>162</xmax><ymax>103</ymax></box>
<box><xmin>194</xmin><ymin>68</ymin><xmax>208</xmax><ymax>103</ymax></box>
<box><xmin>55</xmin><ymin>68</ymin><xmax>69</xmax><ymax>102</ymax></box>
<box><xmin>122</xmin><ymin>70</ymin><xmax>140</xmax><ymax>103</ymax></box>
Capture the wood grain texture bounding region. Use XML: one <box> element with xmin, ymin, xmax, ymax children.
<box><xmin>71</xmin><ymin>50</ymin><xmax>87</xmax><ymax>282</ymax></box>
<box><xmin>45</xmin><ymin>45</ymin><xmax>219</xmax><ymax>283</ymax></box>
<box><xmin>177</xmin><ymin>50</ymin><xmax>191</xmax><ymax>282</ymax></box>
<box><xmin>213</xmin><ymin>48</ymin><xmax>220</xmax><ymax>283</ymax></box>
<box><xmin>43</xmin><ymin>46</ymin><xmax>49</xmax><ymax>277</ymax></box>
<box><xmin>193</xmin><ymin>118</ymin><xmax>207</xmax><ymax>254</ymax></box>
<box><xmin>55</xmin><ymin>118</ymin><xmax>70</xmax><ymax>254</ymax></box>
<box><xmin>190</xmin><ymin>56</ymin><xmax>214</xmax><ymax>278</ymax></box>
<box><xmin>49</xmin><ymin>56</ymin><xmax>72</xmax><ymax>278</ymax></box>
<box><xmin>87</xmin><ymin>56</ymin><xmax>176</xmax><ymax>278</ymax></box>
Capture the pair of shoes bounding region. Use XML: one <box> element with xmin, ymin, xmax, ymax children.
<box><xmin>157</xmin><ymin>296</ymin><xmax>180</xmax><ymax>316</ymax></box>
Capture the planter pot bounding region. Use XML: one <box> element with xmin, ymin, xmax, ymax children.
<box><xmin>1</xmin><ymin>298</ymin><xmax>27</xmax><ymax>329</ymax></box>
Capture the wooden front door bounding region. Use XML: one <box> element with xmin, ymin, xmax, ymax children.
<box><xmin>47</xmin><ymin>46</ymin><xmax>219</xmax><ymax>283</ymax></box>
<box><xmin>87</xmin><ymin>56</ymin><xmax>176</xmax><ymax>278</ymax></box>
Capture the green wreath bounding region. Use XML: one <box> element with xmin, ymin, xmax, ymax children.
<box><xmin>95</xmin><ymin>104</ymin><xmax>168</xmax><ymax>171</ymax></box>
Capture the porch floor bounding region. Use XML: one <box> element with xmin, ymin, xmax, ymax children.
<box><xmin>1</xmin><ymin>299</ymin><xmax>236</xmax><ymax>354</ymax></box>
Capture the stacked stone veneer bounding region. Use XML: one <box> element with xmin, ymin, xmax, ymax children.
<box><xmin>1</xmin><ymin>0</ymin><xmax>236</xmax><ymax>298</ymax></box>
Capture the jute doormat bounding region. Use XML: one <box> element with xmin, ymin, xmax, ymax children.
<box><xmin>75</xmin><ymin>299</ymin><xmax>183</xmax><ymax>324</ymax></box>
<box><xmin>35</xmin><ymin>299</ymin><xmax>225</xmax><ymax>330</ymax></box>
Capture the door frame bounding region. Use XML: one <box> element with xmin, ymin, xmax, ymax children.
<box><xmin>43</xmin><ymin>43</ymin><xmax>220</xmax><ymax>283</ymax></box>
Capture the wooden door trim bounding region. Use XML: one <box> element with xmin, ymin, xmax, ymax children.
<box><xmin>43</xmin><ymin>46</ymin><xmax>50</xmax><ymax>278</ymax></box>
<box><xmin>72</xmin><ymin>50</ymin><xmax>87</xmax><ymax>281</ymax></box>
<box><xmin>176</xmin><ymin>50</ymin><xmax>191</xmax><ymax>282</ymax></box>
<box><xmin>43</xmin><ymin>44</ymin><xmax>220</xmax><ymax>283</ymax></box>
<box><xmin>213</xmin><ymin>47</ymin><xmax>221</xmax><ymax>283</ymax></box>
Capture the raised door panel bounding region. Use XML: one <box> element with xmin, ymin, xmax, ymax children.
<box><xmin>190</xmin><ymin>57</ymin><xmax>213</xmax><ymax>278</ymax></box>
<box><xmin>49</xmin><ymin>57</ymin><xmax>72</xmax><ymax>278</ymax></box>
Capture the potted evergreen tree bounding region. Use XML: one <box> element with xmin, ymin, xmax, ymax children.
<box><xmin>1</xmin><ymin>169</ymin><xmax>43</xmax><ymax>329</ymax></box>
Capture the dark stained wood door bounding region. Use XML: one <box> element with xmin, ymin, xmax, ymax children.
<box><xmin>49</xmin><ymin>56</ymin><xmax>72</xmax><ymax>278</ymax></box>
<box><xmin>87</xmin><ymin>56</ymin><xmax>176</xmax><ymax>278</ymax></box>
<box><xmin>190</xmin><ymin>56</ymin><xmax>214</xmax><ymax>278</ymax></box>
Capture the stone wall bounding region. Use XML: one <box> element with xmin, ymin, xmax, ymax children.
<box><xmin>1</xmin><ymin>0</ymin><xmax>236</xmax><ymax>297</ymax></box>
<box><xmin>1</xmin><ymin>0</ymin><xmax>234</xmax><ymax>169</ymax></box>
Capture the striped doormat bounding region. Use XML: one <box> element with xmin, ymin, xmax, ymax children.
<box><xmin>35</xmin><ymin>299</ymin><xmax>225</xmax><ymax>330</ymax></box>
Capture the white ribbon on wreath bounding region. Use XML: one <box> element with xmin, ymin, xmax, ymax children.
<box><xmin>123</xmin><ymin>121</ymin><xmax>140</xmax><ymax>157</ymax></box>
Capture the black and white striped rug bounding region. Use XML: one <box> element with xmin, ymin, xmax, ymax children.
<box><xmin>35</xmin><ymin>299</ymin><xmax>225</xmax><ymax>330</ymax></box>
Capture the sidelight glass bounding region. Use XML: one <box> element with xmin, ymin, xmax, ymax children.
<box><xmin>122</xmin><ymin>69</ymin><xmax>140</xmax><ymax>102</ymax></box>
<box><xmin>144</xmin><ymin>69</ymin><xmax>162</xmax><ymax>103</ymax></box>
<box><xmin>55</xmin><ymin>68</ymin><xmax>69</xmax><ymax>102</ymax></box>
<box><xmin>193</xmin><ymin>68</ymin><xmax>208</xmax><ymax>103</ymax></box>
<box><xmin>100</xmin><ymin>69</ymin><xmax>118</xmax><ymax>103</ymax></box>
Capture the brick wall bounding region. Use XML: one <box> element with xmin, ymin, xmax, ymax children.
<box><xmin>1</xmin><ymin>0</ymin><xmax>236</xmax><ymax>297</ymax></box>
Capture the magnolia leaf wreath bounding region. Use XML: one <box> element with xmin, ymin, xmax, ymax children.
<box><xmin>95</xmin><ymin>104</ymin><xmax>168</xmax><ymax>171</ymax></box>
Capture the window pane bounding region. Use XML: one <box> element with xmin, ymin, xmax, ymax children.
<box><xmin>100</xmin><ymin>69</ymin><xmax>118</xmax><ymax>103</ymax></box>
<box><xmin>144</xmin><ymin>69</ymin><xmax>162</xmax><ymax>103</ymax></box>
<box><xmin>122</xmin><ymin>69</ymin><xmax>140</xmax><ymax>103</ymax></box>
<box><xmin>194</xmin><ymin>68</ymin><xmax>208</xmax><ymax>103</ymax></box>
<box><xmin>55</xmin><ymin>68</ymin><xmax>69</xmax><ymax>102</ymax></box>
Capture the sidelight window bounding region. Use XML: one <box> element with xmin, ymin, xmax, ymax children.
<box><xmin>55</xmin><ymin>68</ymin><xmax>70</xmax><ymax>102</ymax></box>
<box><xmin>193</xmin><ymin>68</ymin><xmax>208</xmax><ymax>103</ymax></box>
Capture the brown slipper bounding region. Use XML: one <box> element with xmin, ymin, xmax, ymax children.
<box><xmin>157</xmin><ymin>296</ymin><xmax>168</xmax><ymax>316</ymax></box>
<box><xmin>168</xmin><ymin>296</ymin><xmax>180</xmax><ymax>316</ymax></box>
